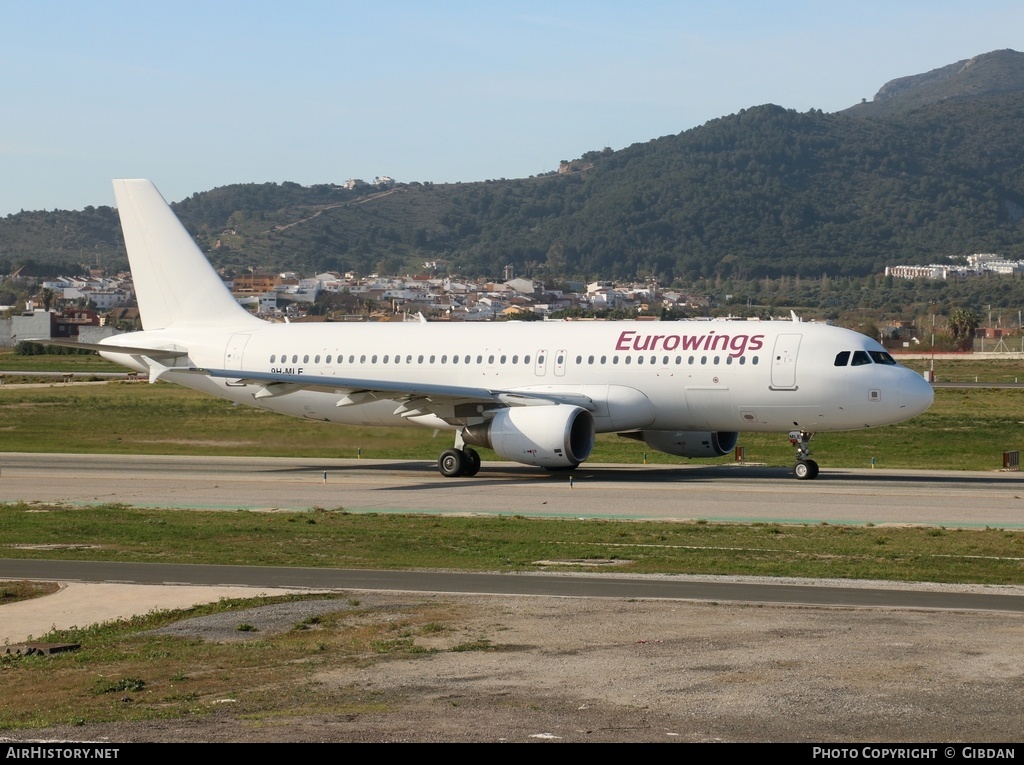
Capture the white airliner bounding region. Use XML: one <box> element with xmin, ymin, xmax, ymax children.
<box><xmin>68</xmin><ymin>179</ymin><xmax>935</xmax><ymax>480</ymax></box>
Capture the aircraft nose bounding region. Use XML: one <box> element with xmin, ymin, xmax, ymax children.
<box><xmin>898</xmin><ymin>369</ymin><xmax>934</xmax><ymax>416</ymax></box>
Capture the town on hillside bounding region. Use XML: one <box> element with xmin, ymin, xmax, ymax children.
<box><xmin>2</xmin><ymin>257</ymin><xmax>1021</xmax><ymax>354</ymax></box>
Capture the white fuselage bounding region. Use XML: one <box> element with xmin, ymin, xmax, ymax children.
<box><xmin>89</xmin><ymin>179</ymin><xmax>937</xmax><ymax>477</ymax></box>
<box><xmin>102</xmin><ymin>318</ymin><xmax>934</xmax><ymax>435</ymax></box>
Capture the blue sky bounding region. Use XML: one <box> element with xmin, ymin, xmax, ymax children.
<box><xmin>2</xmin><ymin>1</ymin><xmax>1021</xmax><ymax>214</ymax></box>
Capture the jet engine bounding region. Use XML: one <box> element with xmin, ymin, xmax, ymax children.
<box><xmin>464</xmin><ymin>405</ymin><xmax>595</xmax><ymax>468</ymax></box>
<box><xmin>640</xmin><ymin>430</ymin><xmax>739</xmax><ymax>458</ymax></box>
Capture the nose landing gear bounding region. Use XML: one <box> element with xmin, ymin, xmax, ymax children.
<box><xmin>789</xmin><ymin>430</ymin><xmax>819</xmax><ymax>480</ymax></box>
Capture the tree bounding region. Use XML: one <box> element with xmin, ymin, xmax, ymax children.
<box><xmin>860</xmin><ymin>320</ymin><xmax>881</xmax><ymax>343</ymax></box>
<box><xmin>947</xmin><ymin>308</ymin><xmax>979</xmax><ymax>351</ymax></box>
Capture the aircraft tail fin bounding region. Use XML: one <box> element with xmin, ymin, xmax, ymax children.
<box><xmin>112</xmin><ymin>179</ymin><xmax>261</xmax><ymax>330</ymax></box>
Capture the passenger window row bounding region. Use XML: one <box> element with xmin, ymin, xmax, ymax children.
<box><xmin>267</xmin><ymin>353</ymin><xmax>760</xmax><ymax>367</ymax></box>
<box><xmin>270</xmin><ymin>353</ymin><xmax>533</xmax><ymax>365</ymax></box>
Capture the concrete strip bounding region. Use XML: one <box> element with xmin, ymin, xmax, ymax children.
<box><xmin>1</xmin><ymin>581</ymin><xmax>307</xmax><ymax>644</ymax></box>
<box><xmin>2</xmin><ymin>452</ymin><xmax>1023</xmax><ymax>527</ymax></box>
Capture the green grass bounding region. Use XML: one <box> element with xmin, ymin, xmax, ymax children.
<box><xmin>731</xmin><ymin>384</ymin><xmax>1024</xmax><ymax>471</ymax></box>
<box><xmin>2</xmin><ymin>503</ymin><xmax>1022</xmax><ymax>584</ymax></box>
<box><xmin>3</xmin><ymin>500</ymin><xmax>1022</xmax><ymax>731</ymax></box>
<box><xmin>0</xmin><ymin>352</ymin><xmax>124</xmax><ymax>373</ymax></box>
<box><xmin>0</xmin><ymin>580</ymin><xmax>61</xmax><ymax>604</ymax></box>
<box><xmin>899</xmin><ymin>357</ymin><xmax>1024</xmax><ymax>384</ymax></box>
<box><xmin>2</xmin><ymin>378</ymin><xmax>1023</xmax><ymax>470</ymax></box>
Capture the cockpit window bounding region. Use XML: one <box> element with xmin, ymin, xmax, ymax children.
<box><xmin>850</xmin><ymin>351</ymin><xmax>872</xmax><ymax>366</ymax></box>
<box><xmin>834</xmin><ymin>351</ymin><xmax>850</xmax><ymax>367</ymax></box>
<box><xmin>869</xmin><ymin>351</ymin><xmax>897</xmax><ymax>366</ymax></box>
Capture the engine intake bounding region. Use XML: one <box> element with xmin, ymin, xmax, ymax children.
<box><xmin>640</xmin><ymin>430</ymin><xmax>739</xmax><ymax>458</ymax></box>
<box><xmin>464</xmin><ymin>405</ymin><xmax>595</xmax><ymax>468</ymax></box>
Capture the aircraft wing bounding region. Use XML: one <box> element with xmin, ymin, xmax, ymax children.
<box><xmin>173</xmin><ymin>366</ymin><xmax>597</xmax><ymax>416</ymax></box>
<box><xmin>36</xmin><ymin>340</ymin><xmax>594</xmax><ymax>413</ymax></box>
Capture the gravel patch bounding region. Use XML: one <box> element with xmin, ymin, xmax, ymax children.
<box><xmin>5</xmin><ymin>590</ymin><xmax>1023</xmax><ymax>742</ymax></box>
<box><xmin>145</xmin><ymin>599</ymin><xmax>359</xmax><ymax>642</ymax></box>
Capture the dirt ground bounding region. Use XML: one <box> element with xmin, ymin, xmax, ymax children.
<box><xmin>3</xmin><ymin>591</ymin><xmax>1023</xmax><ymax>743</ymax></box>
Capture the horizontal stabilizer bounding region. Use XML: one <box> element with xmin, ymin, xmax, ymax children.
<box><xmin>40</xmin><ymin>338</ymin><xmax>188</xmax><ymax>359</ymax></box>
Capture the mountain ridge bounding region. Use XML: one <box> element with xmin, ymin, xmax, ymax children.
<box><xmin>2</xmin><ymin>49</ymin><xmax>1023</xmax><ymax>282</ymax></box>
<box><xmin>843</xmin><ymin>48</ymin><xmax>1024</xmax><ymax>117</ymax></box>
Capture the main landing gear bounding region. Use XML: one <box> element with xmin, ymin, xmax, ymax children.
<box><xmin>438</xmin><ymin>447</ymin><xmax>481</xmax><ymax>477</ymax></box>
<box><xmin>789</xmin><ymin>430</ymin><xmax>819</xmax><ymax>480</ymax></box>
<box><xmin>437</xmin><ymin>429</ymin><xmax>481</xmax><ymax>477</ymax></box>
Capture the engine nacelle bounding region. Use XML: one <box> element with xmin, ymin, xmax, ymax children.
<box><xmin>464</xmin><ymin>405</ymin><xmax>595</xmax><ymax>468</ymax></box>
<box><xmin>641</xmin><ymin>430</ymin><xmax>739</xmax><ymax>458</ymax></box>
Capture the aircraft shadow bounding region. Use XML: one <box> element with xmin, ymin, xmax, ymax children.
<box><xmin>258</xmin><ymin>461</ymin><xmax>1024</xmax><ymax>489</ymax></box>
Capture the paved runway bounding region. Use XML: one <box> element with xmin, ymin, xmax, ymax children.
<box><xmin>2</xmin><ymin>452</ymin><xmax>1024</xmax><ymax>527</ymax></box>
<box><xmin>3</xmin><ymin>558</ymin><xmax>1023</xmax><ymax>613</ymax></box>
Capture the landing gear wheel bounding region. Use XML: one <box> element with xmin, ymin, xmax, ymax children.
<box><xmin>438</xmin><ymin>448</ymin><xmax>467</xmax><ymax>477</ymax></box>
<box><xmin>793</xmin><ymin>459</ymin><xmax>819</xmax><ymax>480</ymax></box>
<box><xmin>788</xmin><ymin>430</ymin><xmax>818</xmax><ymax>480</ymax></box>
<box><xmin>462</xmin><ymin>447</ymin><xmax>481</xmax><ymax>477</ymax></box>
